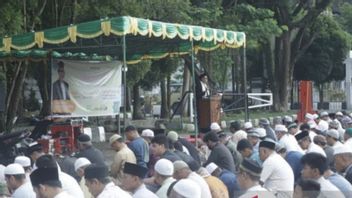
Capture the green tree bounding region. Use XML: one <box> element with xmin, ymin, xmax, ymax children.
<box><xmin>294</xmin><ymin>15</ymin><xmax>351</xmax><ymax>103</ymax></box>
<box><xmin>246</xmin><ymin>0</ymin><xmax>333</xmax><ymax>111</ymax></box>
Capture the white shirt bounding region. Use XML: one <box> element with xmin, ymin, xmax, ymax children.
<box><xmin>156</xmin><ymin>177</ymin><xmax>176</xmax><ymax>198</ymax></box>
<box><xmin>12</xmin><ymin>182</ymin><xmax>36</xmax><ymax>198</ymax></box>
<box><xmin>54</xmin><ymin>191</ymin><xmax>75</xmax><ymax>198</ymax></box>
<box><xmin>332</xmin><ymin>141</ymin><xmax>343</xmax><ymax>150</ymax></box>
<box><xmin>307</xmin><ymin>143</ymin><xmax>327</xmax><ymax>157</ymax></box>
<box><xmin>260</xmin><ymin>152</ymin><xmax>294</xmax><ymax>196</ymax></box>
<box><xmin>98</xmin><ymin>182</ymin><xmax>132</xmax><ymax>198</ymax></box>
<box><xmin>200</xmin><ymin>81</ymin><xmax>210</xmax><ymax>97</ymax></box>
<box><xmin>59</xmin><ymin>171</ymin><xmax>84</xmax><ymax>198</ymax></box>
<box><xmin>239</xmin><ymin>185</ymin><xmax>275</xmax><ymax>198</ymax></box>
<box><xmin>188</xmin><ymin>172</ymin><xmax>212</xmax><ymax>198</ymax></box>
<box><xmin>345</xmin><ymin>138</ymin><xmax>352</xmax><ymax>148</ymax></box>
<box><xmin>279</xmin><ymin>134</ymin><xmax>303</xmax><ymax>153</ymax></box>
<box><xmin>316</xmin><ymin>176</ymin><xmax>345</xmax><ymax>198</ymax></box>
<box><xmin>309</xmin><ymin>130</ymin><xmax>317</xmax><ymax>142</ymax></box>
<box><xmin>133</xmin><ymin>184</ymin><xmax>157</xmax><ymax>198</ymax></box>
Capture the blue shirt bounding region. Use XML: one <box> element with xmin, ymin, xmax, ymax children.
<box><xmin>127</xmin><ymin>137</ymin><xmax>149</xmax><ymax>168</ymax></box>
<box><xmin>285</xmin><ymin>151</ymin><xmax>303</xmax><ymax>184</ymax></box>
<box><xmin>327</xmin><ymin>172</ymin><xmax>352</xmax><ymax>198</ymax></box>
<box><xmin>219</xmin><ymin>169</ymin><xmax>240</xmax><ymax>198</ymax></box>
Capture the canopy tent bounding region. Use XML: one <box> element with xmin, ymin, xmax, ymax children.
<box><xmin>0</xmin><ymin>16</ymin><xmax>247</xmax><ymax>133</ymax></box>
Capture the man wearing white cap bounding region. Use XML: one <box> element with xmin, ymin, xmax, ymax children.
<box><xmin>210</xmin><ymin>122</ymin><xmax>222</xmax><ymax>133</ymax></box>
<box><xmin>246</xmin><ymin>129</ymin><xmax>261</xmax><ymax>153</ymax></box>
<box><xmin>326</xmin><ymin>129</ymin><xmax>343</xmax><ymax>150</ymax></box>
<box><xmin>109</xmin><ymin>134</ymin><xmax>136</xmax><ymax>184</ymax></box>
<box><xmin>230</xmin><ymin>121</ymin><xmax>247</xmax><ymax>145</ymax></box>
<box><xmin>206</xmin><ymin>162</ymin><xmax>239</xmax><ymax>198</ymax></box>
<box><xmin>169</xmin><ymin>178</ymin><xmax>201</xmax><ymax>198</ymax></box>
<box><xmin>196</xmin><ymin>167</ymin><xmax>229</xmax><ymax>198</ymax></box>
<box><xmin>275</xmin><ymin>124</ymin><xmax>302</xmax><ymax>153</ymax></box>
<box><xmin>334</xmin><ymin>145</ymin><xmax>352</xmax><ymax>184</ymax></box>
<box><xmin>153</xmin><ymin>159</ymin><xmax>175</xmax><ymax>198</ymax></box>
<box><xmin>243</xmin><ymin>122</ymin><xmax>253</xmax><ymax>132</ymax></box>
<box><xmin>173</xmin><ymin>160</ymin><xmax>211</xmax><ymax>198</ymax></box>
<box><xmin>320</xmin><ymin>111</ymin><xmax>331</xmax><ymax>122</ymax></box>
<box><xmin>15</xmin><ymin>156</ymin><xmax>32</xmax><ymax>182</ymax></box>
<box><xmin>4</xmin><ymin>163</ymin><xmax>35</xmax><ymax>198</ymax></box>
<box><xmin>141</xmin><ymin>129</ymin><xmax>154</xmax><ymax>144</ymax></box>
<box><xmin>74</xmin><ymin>158</ymin><xmax>93</xmax><ymax>198</ymax></box>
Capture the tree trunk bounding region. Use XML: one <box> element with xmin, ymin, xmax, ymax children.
<box><xmin>160</xmin><ymin>78</ymin><xmax>169</xmax><ymax>118</ymax></box>
<box><xmin>132</xmin><ymin>83</ymin><xmax>143</xmax><ymax>119</ymax></box>
<box><xmin>319</xmin><ymin>84</ymin><xmax>324</xmax><ymax>104</ymax></box>
<box><xmin>6</xmin><ymin>61</ymin><xmax>28</xmax><ymax>132</ymax></box>
<box><xmin>273</xmin><ymin>31</ymin><xmax>292</xmax><ymax>112</ymax></box>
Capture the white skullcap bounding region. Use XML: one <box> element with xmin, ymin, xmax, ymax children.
<box><xmin>210</xmin><ymin>122</ymin><xmax>221</xmax><ymax>132</ymax></box>
<box><xmin>232</xmin><ymin>130</ymin><xmax>247</xmax><ymax>144</ymax></box>
<box><xmin>275</xmin><ymin>124</ymin><xmax>288</xmax><ymax>133</ymax></box>
<box><xmin>205</xmin><ymin>162</ymin><xmax>218</xmax><ymax>174</ymax></box>
<box><xmin>167</xmin><ymin>131</ymin><xmax>179</xmax><ymax>142</ymax></box>
<box><xmin>173</xmin><ymin>179</ymin><xmax>201</xmax><ymax>198</ymax></box>
<box><xmin>155</xmin><ymin>159</ymin><xmax>174</xmax><ymax>176</ymax></box>
<box><xmin>244</xmin><ymin>122</ymin><xmax>253</xmax><ymax>129</ymax></box>
<box><xmin>307</xmin><ymin>120</ymin><xmax>317</xmax><ymax>129</ymax></box>
<box><xmin>255</xmin><ymin>128</ymin><xmax>267</xmax><ymax>138</ymax></box>
<box><xmin>109</xmin><ymin>134</ymin><xmax>122</xmax><ymax>145</ymax></box>
<box><xmin>326</xmin><ymin>129</ymin><xmax>339</xmax><ymax>139</ymax></box>
<box><xmin>334</xmin><ymin>145</ymin><xmax>352</xmax><ymax>155</ymax></box>
<box><xmin>74</xmin><ymin>157</ymin><xmax>91</xmax><ymax>172</ymax></box>
<box><xmin>14</xmin><ymin>156</ymin><xmax>31</xmax><ymax>167</ymax></box>
<box><xmin>4</xmin><ymin>163</ymin><xmax>25</xmax><ymax>175</ymax></box>
<box><xmin>173</xmin><ymin>160</ymin><xmax>189</xmax><ymax>172</ymax></box>
<box><xmin>141</xmin><ymin>129</ymin><xmax>154</xmax><ymax>138</ymax></box>
<box><xmin>305</xmin><ymin>113</ymin><xmax>314</xmax><ymax>120</ymax></box>
<box><xmin>283</xmin><ymin>116</ymin><xmax>293</xmax><ymax>123</ymax></box>
<box><xmin>320</xmin><ymin>111</ymin><xmax>329</xmax><ymax>117</ymax></box>
<box><xmin>336</xmin><ymin>112</ymin><xmax>343</xmax><ymax>116</ymax></box>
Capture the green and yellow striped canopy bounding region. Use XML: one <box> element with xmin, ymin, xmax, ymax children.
<box><xmin>0</xmin><ymin>16</ymin><xmax>245</xmax><ymax>64</ymax></box>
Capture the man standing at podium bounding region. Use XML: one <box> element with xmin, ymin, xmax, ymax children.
<box><xmin>198</xmin><ymin>73</ymin><xmax>210</xmax><ymax>98</ymax></box>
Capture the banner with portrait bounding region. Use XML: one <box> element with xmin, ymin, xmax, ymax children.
<box><xmin>51</xmin><ymin>59</ymin><xmax>122</xmax><ymax>117</ymax></box>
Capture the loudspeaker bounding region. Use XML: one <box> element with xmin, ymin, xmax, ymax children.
<box><xmin>0</xmin><ymin>81</ymin><xmax>6</xmax><ymax>112</ymax></box>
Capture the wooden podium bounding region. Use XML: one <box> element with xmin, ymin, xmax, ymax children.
<box><xmin>197</xmin><ymin>95</ymin><xmax>222</xmax><ymax>131</ymax></box>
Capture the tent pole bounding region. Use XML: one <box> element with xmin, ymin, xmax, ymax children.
<box><xmin>243</xmin><ymin>45</ymin><xmax>248</xmax><ymax>121</ymax></box>
<box><xmin>191</xmin><ymin>41</ymin><xmax>198</xmax><ymax>147</ymax></box>
<box><xmin>122</xmin><ymin>35</ymin><xmax>127</xmax><ymax>135</ymax></box>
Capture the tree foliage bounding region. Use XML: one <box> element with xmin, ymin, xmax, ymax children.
<box><xmin>294</xmin><ymin>15</ymin><xmax>351</xmax><ymax>83</ymax></box>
